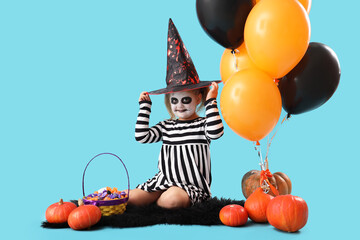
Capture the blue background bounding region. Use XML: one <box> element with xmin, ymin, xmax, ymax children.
<box><xmin>1</xmin><ymin>0</ymin><xmax>358</xmax><ymax>239</ymax></box>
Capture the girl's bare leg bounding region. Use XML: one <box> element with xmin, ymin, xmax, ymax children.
<box><xmin>156</xmin><ymin>186</ymin><xmax>191</xmax><ymax>209</ymax></box>
<box><xmin>127</xmin><ymin>188</ymin><xmax>163</xmax><ymax>206</ymax></box>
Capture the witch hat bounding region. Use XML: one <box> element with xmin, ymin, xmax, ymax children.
<box><xmin>148</xmin><ymin>19</ymin><xmax>221</xmax><ymax>95</ymax></box>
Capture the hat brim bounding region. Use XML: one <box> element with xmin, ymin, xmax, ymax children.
<box><xmin>147</xmin><ymin>80</ymin><xmax>222</xmax><ymax>95</ymax></box>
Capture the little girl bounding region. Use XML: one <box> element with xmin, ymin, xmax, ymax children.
<box><xmin>128</xmin><ymin>19</ymin><xmax>223</xmax><ymax>209</ymax></box>
<box><xmin>129</xmin><ymin>83</ymin><xmax>223</xmax><ymax>209</ymax></box>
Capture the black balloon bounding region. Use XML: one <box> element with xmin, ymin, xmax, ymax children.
<box><xmin>278</xmin><ymin>42</ymin><xmax>341</xmax><ymax>115</ymax></box>
<box><xmin>196</xmin><ymin>0</ymin><xmax>254</xmax><ymax>49</ymax></box>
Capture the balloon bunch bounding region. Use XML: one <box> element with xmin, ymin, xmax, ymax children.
<box><xmin>197</xmin><ymin>0</ymin><xmax>340</xmax><ymax>145</ymax></box>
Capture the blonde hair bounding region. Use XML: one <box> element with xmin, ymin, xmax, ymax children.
<box><xmin>165</xmin><ymin>87</ymin><xmax>209</xmax><ymax>120</ymax></box>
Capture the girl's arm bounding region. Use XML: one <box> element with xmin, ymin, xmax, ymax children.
<box><xmin>204</xmin><ymin>83</ymin><xmax>224</xmax><ymax>140</ymax></box>
<box><xmin>135</xmin><ymin>93</ymin><xmax>163</xmax><ymax>143</ymax></box>
<box><xmin>204</xmin><ymin>98</ymin><xmax>224</xmax><ymax>140</ymax></box>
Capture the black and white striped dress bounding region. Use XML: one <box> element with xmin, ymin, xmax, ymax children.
<box><xmin>135</xmin><ymin>98</ymin><xmax>224</xmax><ymax>204</ymax></box>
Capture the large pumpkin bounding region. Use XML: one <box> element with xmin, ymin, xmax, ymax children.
<box><xmin>45</xmin><ymin>199</ymin><xmax>77</xmax><ymax>224</ymax></box>
<box><xmin>267</xmin><ymin>195</ymin><xmax>308</xmax><ymax>232</ymax></box>
<box><xmin>241</xmin><ymin>170</ymin><xmax>292</xmax><ymax>198</ymax></box>
<box><xmin>67</xmin><ymin>199</ymin><xmax>102</xmax><ymax>230</ymax></box>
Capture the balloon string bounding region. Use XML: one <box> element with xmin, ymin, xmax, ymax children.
<box><xmin>231</xmin><ymin>49</ymin><xmax>238</xmax><ymax>71</ymax></box>
<box><xmin>254</xmin><ymin>112</ymin><xmax>290</xmax><ymax>194</ymax></box>
<box><xmin>254</xmin><ymin>142</ymin><xmax>274</xmax><ymax>194</ymax></box>
<box><xmin>253</xmin><ymin>143</ymin><xmax>280</xmax><ymax>195</ymax></box>
<box><xmin>265</xmin><ymin>114</ymin><xmax>291</xmax><ymax>162</ymax></box>
<box><xmin>254</xmin><ymin>142</ymin><xmax>265</xmax><ymax>170</ymax></box>
<box><xmin>260</xmin><ymin>169</ymin><xmax>279</xmax><ymax>196</ymax></box>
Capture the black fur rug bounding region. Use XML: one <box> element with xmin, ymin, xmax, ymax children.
<box><xmin>42</xmin><ymin>197</ymin><xmax>244</xmax><ymax>229</ymax></box>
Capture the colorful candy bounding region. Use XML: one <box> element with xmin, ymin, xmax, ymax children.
<box><xmin>84</xmin><ymin>187</ymin><xmax>128</xmax><ymax>201</ymax></box>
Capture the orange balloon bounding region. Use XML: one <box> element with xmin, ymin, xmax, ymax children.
<box><xmin>220</xmin><ymin>69</ymin><xmax>282</xmax><ymax>141</ymax></box>
<box><xmin>220</xmin><ymin>43</ymin><xmax>257</xmax><ymax>84</ymax></box>
<box><xmin>244</xmin><ymin>0</ymin><xmax>311</xmax><ymax>78</ymax></box>
<box><xmin>254</xmin><ymin>0</ymin><xmax>311</xmax><ymax>14</ymax></box>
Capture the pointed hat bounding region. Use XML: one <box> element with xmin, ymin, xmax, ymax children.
<box><xmin>148</xmin><ymin>19</ymin><xmax>221</xmax><ymax>95</ymax></box>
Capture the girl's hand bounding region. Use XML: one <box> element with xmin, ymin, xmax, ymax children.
<box><xmin>206</xmin><ymin>82</ymin><xmax>219</xmax><ymax>100</ymax></box>
<box><xmin>139</xmin><ymin>91</ymin><xmax>151</xmax><ymax>102</ymax></box>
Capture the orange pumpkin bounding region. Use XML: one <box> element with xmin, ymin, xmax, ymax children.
<box><xmin>267</xmin><ymin>195</ymin><xmax>308</xmax><ymax>232</ymax></box>
<box><xmin>67</xmin><ymin>199</ymin><xmax>102</xmax><ymax>230</ymax></box>
<box><xmin>45</xmin><ymin>199</ymin><xmax>77</xmax><ymax>224</ymax></box>
<box><xmin>219</xmin><ymin>204</ymin><xmax>248</xmax><ymax>227</ymax></box>
<box><xmin>241</xmin><ymin>170</ymin><xmax>292</xmax><ymax>199</ymax></box>
<box><xmin>244</xmin><ymin>187</ymin><xmax>273</xmax><ymax>222</ymax></box>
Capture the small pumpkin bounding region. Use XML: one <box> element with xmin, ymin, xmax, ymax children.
<box><xmin>267</xmin><ymin>195</ymin><xmax>308</xmax><ymax>232</ymax></box>
<box><xmin>45</xmin><ymin>199</ymin><xmax>77</xmax><ymax>223</ymax></box>
<box><xmin>244</xmin><ymin>187</ymin><xmax>273</xmax><ymax>223</ymax></box>
<box><xmin>67</xmin><ymin>199</ymin><xmax>102</xmax><ymax>230</ymax></box>
<box><xmin>241</xmin><ymin>170</ymin><xmax>292</xmax><ymax>198</ymax></box>
<box><xmin>219</xmin><ymin>204</ymin><xmax>248</xmax><ymax>227</ymax></box>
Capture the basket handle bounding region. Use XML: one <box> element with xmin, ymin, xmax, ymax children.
<box><xmin>82</xmin><ymin>152</ymin><xmax>130</xmax><ymax>198</ymax></box>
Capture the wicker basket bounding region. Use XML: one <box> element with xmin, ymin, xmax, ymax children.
<box><xmin>81</xmin><ymin>153</ymin><xmax>130</xmax><ymax>216</ymax></box>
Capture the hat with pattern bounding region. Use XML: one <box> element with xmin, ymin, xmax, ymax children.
<box><xmin>148</xmin><ymin>19</ymin><xmax>221</xmax><ymax>95</ymax></box>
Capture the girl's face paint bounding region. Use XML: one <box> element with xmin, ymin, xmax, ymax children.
<box><xmin>170</xmin><ymin>91</ymin><xmax>200</xmax><ymax>120</ymax></box>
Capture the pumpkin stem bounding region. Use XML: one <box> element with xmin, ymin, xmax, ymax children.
<box><xmin>59</xmin><ymin>198</ymin><xmax>64</xmax><ymax>205</ymax></box>
<box><xmin>78</xmin><ymin>199</ymin><xmax>84</xmax><ymax>206</ymax></box>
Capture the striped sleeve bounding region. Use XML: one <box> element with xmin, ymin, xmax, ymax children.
<box><xmin>204</xmin><ymin>98</ymin><xmax>224</xmax><ymax>140</ymax></box>
<box><xmin>135</xmin><ymin>100</ymin><xmax>163</xmax><ymax>143</ymax></box>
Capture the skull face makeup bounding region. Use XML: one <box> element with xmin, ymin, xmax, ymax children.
<box><xmin>170</xmin><ymin>91</ymin><xmax>201</xmax><ymax>120</ymax></box>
